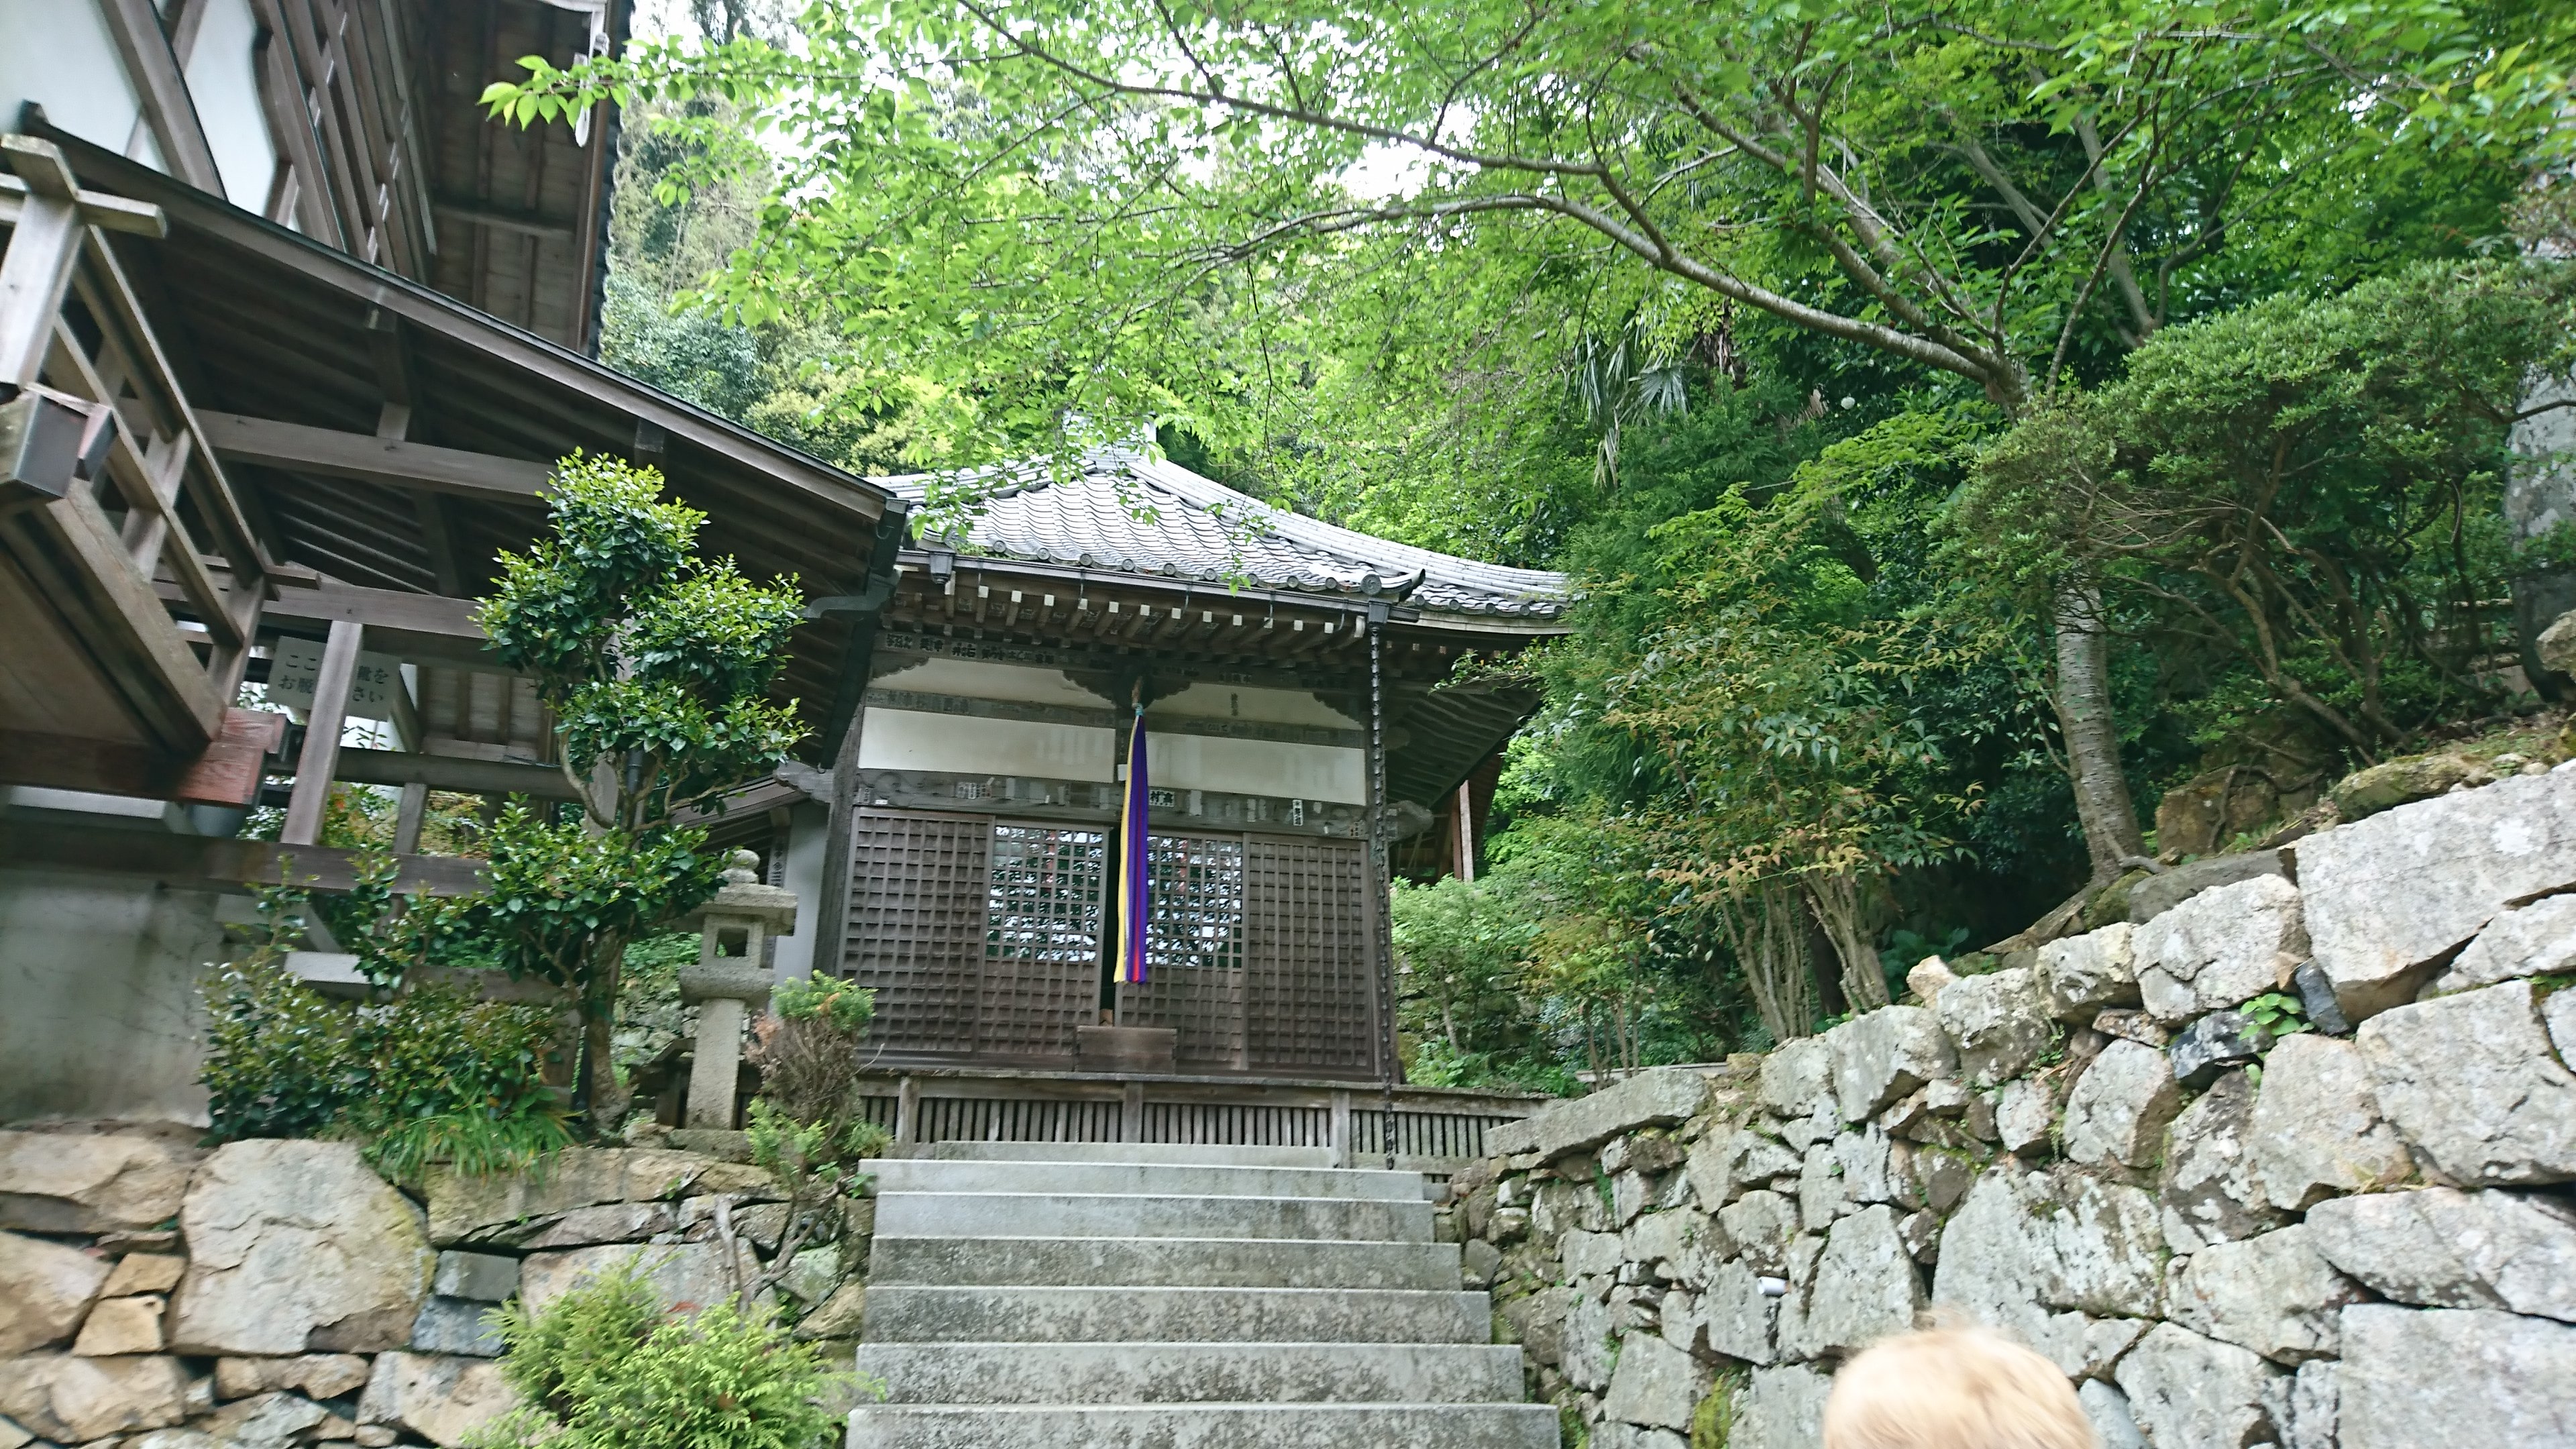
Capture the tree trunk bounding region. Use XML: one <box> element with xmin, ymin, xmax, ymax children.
<box><xmin>2053</xmin><ymin>581</ymin><xmax>2149</xmax><ymax>881</ymax></box>
<box><xmin>1804</xmin><ymin>871</ymin><xmax>1890</xmax><ymax>1013</ymax></box>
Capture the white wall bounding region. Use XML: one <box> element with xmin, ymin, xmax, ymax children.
<box><xmin>182</xmin><ymin>0</ymin><xmax>274</xmax><ymax>206</ymax></box>
<box><xmin>1145</xmin><ymin>731</ymin><xmax>1365</xmax><ymax>804</ymax></box>
<box><xmin>857</xmin><ymin>708</ymin><xmax>1118</xmax><ymax>782</ymax></box>
<box><xmin>872</xmin><ymin>659</ymin><xmax>1112</xmax><ymax>706</ymax></box>
<box><xmin>1150</xmin><ymin>682</ymin><xmax>1356</xmax><ymax>728</ymax></box>
<box><xmin>0</xmin><ymin>2</ymin><xmax>146</xmax><ymax>164</ymax></box>
<box><xmin>0</xmin><ymin>867</ymin><xmax>223</xmax><ymax>1126</ymax></box>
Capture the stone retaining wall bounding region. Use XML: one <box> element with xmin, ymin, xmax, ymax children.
<box><xmin>0</xmin><ymin>1136</ymin><xmax>860</xmax><ymax>1449</ymax></box>
<box><xmin>1446</xmin><ymin>767</ymin><xmax>2576</xmax><ymax>1448</ymax></box>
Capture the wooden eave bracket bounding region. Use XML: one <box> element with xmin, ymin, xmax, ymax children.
<box><xmin>0</xmin><ymin>137</ymin><xmax>167</xmax><ymax>237</ymax></box>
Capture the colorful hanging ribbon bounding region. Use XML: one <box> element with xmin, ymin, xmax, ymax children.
<box><xmin>1115</xmin><ymin>706</ymin><xmax>1150</xmax><ymax>984</ymax></box>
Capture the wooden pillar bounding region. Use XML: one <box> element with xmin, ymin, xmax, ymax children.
<box><xmin>1330</xmin><ymin>1089</ymin><xmax>1353</xmax><ymax>1169</ymax></box>
<box><xmin>392</xmin><ymin>782</ymin><xmax>429</xmax><ymax>854</ymax></box>
<box><xmin>894</xmin><ymin>1075</ymin><xmax>921</xmax><ymax>1147</ymax></box>
<box><xmin>0</xmin><ymin>154</ymin><xmax>84</xmax><ymax>386</ymax></box>
<box><xmin>1454</xmin><ymin>777</ymin><xmax>1477</xmax><ymax>883</ymax></box>
<box><xmin>280</xmin><ymin>620</ymin><xmax>362</xmax><ymax>846</ymax></box>
<box><xmin>1121</xmin><ymin>1081</ymin><xmax>1144</xmax><ymax>1144</ymax></box>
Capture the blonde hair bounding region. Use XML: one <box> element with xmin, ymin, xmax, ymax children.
<box><xmin>1822</xmin><ymin>1322</ymin><xmax>2095</xmax><ymax>1449</ymax></box>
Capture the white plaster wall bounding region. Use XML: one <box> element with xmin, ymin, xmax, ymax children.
<box><xmin>0</xmin><ymin>867</ymin><xmax>223</xmax><ymax>1126</ymax></box>
<box><xmin>1150</xmin><ymin>682</ymin><xmax>1356</xmax><ymax>728</ymax></box>
<box><xmin>0</xmin><ymin>3</ymin><xmax>146</xmax><ymax>166</ymax></box>
<box><xmin>1146</xmin><ymin>733</ymin><xmax>1364</xmax><ymax>804</ymax></box>
<box><xmin>183</xmin><ymin>0</ymin><xmax>275</xmax><ymax>206</ymax></box>
<box><xmin>858</xmin><ymin>708</ymin><xmax>1117</xmax><ymax>782</ymax></box>
<box><xmin>872</xmin><ymin>658</ymin><xmax>1113</xmax><ymax>706</ymax></box>
<box><xmin>767</xmin><ymin>798</ymin><xmax>830</xmax><ymax>981</ymax></box>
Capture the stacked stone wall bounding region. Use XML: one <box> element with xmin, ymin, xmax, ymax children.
<box><xmin>1447</xmin><ymin>768</ymin><xmax>2576</xmax><ymax>1449</ymax></box>
<box><xmin>0</xmin><ymin>1137</ymin><xmax>859</xmax><ymax>1448</ymax></box>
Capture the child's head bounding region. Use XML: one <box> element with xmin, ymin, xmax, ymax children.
<box><xmin>1822</xmin><ymin>1322</ymin><xmax>2094</xmax><ymax>1449</ymax></box>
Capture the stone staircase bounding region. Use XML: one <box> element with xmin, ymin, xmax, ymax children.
<box><xmin>848</xmin><ymin>1142</ymin><xmax>1559</xmax><ymax>1449</ymax></box>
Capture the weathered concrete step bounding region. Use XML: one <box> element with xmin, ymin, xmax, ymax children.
<box><xmin>845</xmin><ymin>1403</ymin><xmax>1561</xmax><ymax>1449</ymax></box>
<box><xmin>872</xmin><ymin>1192</ymin><xmax>1431</xmax><ymax>1243</ymax></box>
<box><xmin>863</xmin><ymin>1285</ymin><xmax>1492</xmax><ymax>1344</ymax></box>
<box><xmin>917</xmin><ymin>1142</ymin><xmax>1337</xmax><ymax>1169</ymax></box>
<box><xmin>869</xmin><ymin>1159</ymin><xmax>1425</xmax><ymax>1201</ymax></box>
<box><xmin>867</xmin><ymin>1234</ymin><xmax>1463</xmax><ymax>1289</ymax></box>
<box><xmin>854</xmin><ymin>1342</ymin><xmax>1525</xmax><ymax>1404</ymax></box>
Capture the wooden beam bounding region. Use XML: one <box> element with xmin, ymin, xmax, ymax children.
<box><xmin>36</xmin><ymin>142</ymin><xmax>884</xmax><ymax>521</ymax></box>
<box><xmin>280</xmin><ymin>619</ymin><xmax>362</xmax><ymax>845</ymax></box>
<box><xmin>0</xmin><ymin>708</ymin><xmax>276</xmax><ymax>805</ymax></box>
<box><xmin>200</xmin><ymin>411</ymin><xmax>553</xmax><ymax>500</ymax></box>
<box><xmin>96</xmin><ymin>0</ymin><xmax>227</xmax><ymax>194</ymax></box>
<box><xmin>238</xmin><ymin>576</ymin><xmax>495</xmax><ymax>669</ymax></box>
<box><xmin>0</xmin><ymin>821</ymin><xmax>485</xmax><ymax>896</ymax></box>
<box><xmin>333</xmin><ymin>745</ymin><xmax>580</xmax><ymax>799</ymax></box>
<box><xmin>431</xmin><ymin>198</ymin><xmax>576</xmax><ymax>241</ymax></box>
<box><xmin>0</xmin><ymin>176</ymin><xmax>170</xmax><ymax>237</ymax></box>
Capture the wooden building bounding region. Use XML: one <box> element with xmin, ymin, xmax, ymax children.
<box><xmin>0</xmin><ymin>0</ymin><xmax>1565</xmax><ymax>1140</ymax></box>
<box><xmin>826</xmin><ymin>453</ymin><xmax>1568</xmax><ymax>1081</ymax></box>
<box><xmin>0</xmin><ymin>0</ymin><xmax>900</xmax><ymax>1123</ymax></box>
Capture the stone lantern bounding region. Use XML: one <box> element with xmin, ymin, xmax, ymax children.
<box><xmin>677</xmin><ymin>849</ymin><xmax>798</xmax><ymax>1130</ymax></box>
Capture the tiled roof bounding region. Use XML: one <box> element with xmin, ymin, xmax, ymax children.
<box><xmin>875</xmin><ymin>447</ymin><xmax>1569</xmax><ymax>621</ymax></box>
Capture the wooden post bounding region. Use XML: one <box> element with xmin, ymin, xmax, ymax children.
<box><xmin>1330</xmin><ymin>1089</ymin><xmax>1353</xmax><ymax>1169</ymax></box>
<box><xmin>280</xmin><ymin>620</ymin><xmax>362</xmax><ymax>846</ymax></box>
<box><xmin>0</xmin><ymin>162</ymin><xmax>83</xmax><ymax>386</ymax></box>
<box><xmin>895</xmin><ymin>1075</ymin><xmax>921</xmax><ymax>1148</ymax></box>
<box><xmin>391</xmin><ymin>782</ymin><xmax>428</xmax><ymax>854</ymax></box>
<box><xmin>1454</xmin><ymin>777</ymin><xmax>1477</xmax><ymax>883</ymax></box>
<box><xmin>1121</xmin><ymin>1080</ymin><xmax>1144</xmax><ymax>1144</ymax></box>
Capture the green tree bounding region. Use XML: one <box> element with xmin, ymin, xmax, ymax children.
<box><xmin>1391</xmin><ymin>875</ymin><xmax>1538</xmax><ymax>1080</ymax></box>
<box><xmin>473</xmin><ymin>453</ymin><xmax>806</xmax><ymax>1120</ymax></box>
<box><xmin>487</xmin><ymin>0</ymin><xmax>2565</xmax><ymax>883</ymax></box>
<box><xmin>1970</xmin><ymin>259</ymin><xmax>2576</xmax><ymax>762</ymax></box>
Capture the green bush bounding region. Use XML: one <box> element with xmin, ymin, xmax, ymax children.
<box><xmin>200</xmin><ymin>959</ymin><xmax>569</xmax><ymax>1179</ymax></box>
<box><xmin>472</xmin><ymin>1255</ymin><xmax>863</xmax><ymax>1449</ymax></box>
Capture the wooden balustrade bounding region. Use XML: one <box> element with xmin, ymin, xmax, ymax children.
<box><xmin>851</xmin><ymin>1066</ymin><xmax>1550</xmax><ymax>1176</ymax></box>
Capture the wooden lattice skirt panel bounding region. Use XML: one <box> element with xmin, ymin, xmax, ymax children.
<box><xmin>1138</xmin><ymin>1099</ymin><xmax>1332</xmax><ymax>1146</ymax></box>
<box><xmin>1242</xmin><ymin>836</ymin><xmax>1377</xmax><ymax>1075</ymax></box>
<box><xmin>918</xmin><ymin>1094</ymin><xmax>1126</xmax><ymax>1143</ymax></box>
<box><xmin>841</xmin><ymin>809</ymin><xmax>996</xmax><ymax>1055</ymax></box>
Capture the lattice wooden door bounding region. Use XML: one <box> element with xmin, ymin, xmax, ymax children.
<box><xmin>981</xmin><ymin>822</ymin><xmax>1108</xmax><ymax>1059</ymax></box>
<box><xmin>841</xmin><ymin>809</ymin><xmax>1104</xmax><ymax>1064</ymax></box>
<box><xmin>1120</xmin><ymin>833</ymin><xmax>1248</xmax><ymax>1070</ymax></box>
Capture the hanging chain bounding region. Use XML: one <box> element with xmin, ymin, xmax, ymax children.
<box><xmin>1368</xmin><ymin>608</ymin><xmax>1398</xmax><ymax>1171</ymax></box>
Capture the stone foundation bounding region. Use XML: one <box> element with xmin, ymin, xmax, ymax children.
<box><xmin>0</xmin><ymin>1134</ymin><xmax>843</xmax><ymax>1449</ymax></box>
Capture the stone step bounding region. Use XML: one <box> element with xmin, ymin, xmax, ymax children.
<box><xmin>868</xmin><ymin>1159</ymin><xmax>1426</xmax><ymax>1202</ymax></box>
<box><xmin>872</xmin><ymin>1192</ymin><xmax>1432</xmax><ymax>1243</ymax></box>
<box><xmin>845</xmin><ymin>1403</ymin><xmax>1561</xmax><ymax>1449</ymax></box>
<box><xmin>855</xmin><ymin>1342</ymin><xmax>1526</xmax><ymax>1404</ymax></box>
<box><xmin>863</xmin><ymin>1285</ymin><xmax>1493</xmax><ymax>1344</ymax></box>
<box><xmin>867</xmin><ymin>1234</ymin><xmax>1464</xmax><ymax>1289</ymax></box>
<box><xmin>916</xmin><ymin>1142</ymin><xmax>1338</xmax><ymax>1169</ymax></box>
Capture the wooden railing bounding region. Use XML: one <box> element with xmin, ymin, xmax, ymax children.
<box><xmin>2</xmin><ymin>136</ymin><xmax>270</xmax><ymax>774</ymax></box>
<box><xmin>852</xmin><ymin>1066</ymin><xmax>1551</xmax><ymax>1176</ymax></box>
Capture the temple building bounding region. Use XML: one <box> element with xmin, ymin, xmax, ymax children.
<box><xmin>827</xmin><ymin>452</ymin><xmax>1568</xmax><ymax>1079</ymax></box>
<box><xmin>0</xmin><ymin>0</ymin><xmax>1564</xmax><ymax>1136</ymax></box>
